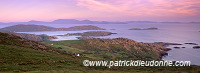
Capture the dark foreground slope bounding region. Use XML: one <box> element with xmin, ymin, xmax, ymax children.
<box><xmin>0</xmin><ymin>32</ymin><xmax>200</xmax><ymax>73</ymax></box>
<box><xmin>0</xmin><ymin>32</ymin><xmax>87</xmax><ymax>72</ymax></box>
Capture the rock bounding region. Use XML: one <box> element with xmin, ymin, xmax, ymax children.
<box><xmin>184</xmin><ymin>43</ymin><xmax>198</xmax><ymax>45</ymax></box>
<box><xmin>146</xmin><ymin>27</ymin><xmax>158</xmax><ymax>30</ymax></box>
<box><xmin>129</xmin><ymin>28</ymin><xmax>142</xmax><ymax>30</ymax></box>
<box><xmin>73</xmin><ymin>53</ymin><xmax>80</xmax><ymax>57</ymax></box>
<box><xmin>160</xmin><ymin>51</ymin><xmax>168</xmax><ymax>56</ymax></box>
<box><xmin>163</xmin><ymin>48</ymin><xmax>172</xmax><ymax>51</ymax></box>
<box><xmin>153</xmin><ymin>42</ymin><xmax>182</xmax><ymax>47</ymax></box>
<box><xmin>181</xmin><ymin>47</ymin><xmax>186</xmax><ymax>48</ymax></box>
<box><xmin>174</xmin><ymin>47</ymin><xmax>180</xmax><ymax>49</ymax></box>
<box><xmin>193</xmin><ymin>46</ymin><xmax>200</xmax><ymax>49</ymax></box>
<box><xmin>171</xmin><ymin>43</ymin><xmax>182</xmax><ymax>45</ymax></box>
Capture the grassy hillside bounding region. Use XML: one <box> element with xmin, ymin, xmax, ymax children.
<box><xmin>44</xmin><ymin>38</ymin><xmax>169</xmax><ymax>60</ymax></box>
<box><xmin>0</xmin><ymin>32</ymin><xmax>200</xmax><ymax>73</ymax></box>
<box><xmin>43</xmin><ymin>38</ymin><xmax>200</xmax><ymax>73</ymax></box>
<box><xmin>0</xmin><ymin>32</ymin><xmax>89</xmax><ymax>72</ymax></box>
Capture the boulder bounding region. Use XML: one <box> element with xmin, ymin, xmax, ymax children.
<box><xmin>193</xmin><ymin>46</ymin><xmax>200</xmax><ymax>49</ymax></box>
<box><xmin>174</xmin><ymin>47</ymin><xmax>180</xmax><ymax>49</ymax></box>
<box><xmin>181</xmin><ymin>47</ymin><xmax>186</xmax><ymax>48</ymax></box>
<box><xmin>184</xmin><ymin>43</ymin><xmax>198</xmax><ymax>45</ymax></box>
<box><xmin>163</xmin><ymin>48</ymin><xmax>172</xmax><ymax>51</ymax></box>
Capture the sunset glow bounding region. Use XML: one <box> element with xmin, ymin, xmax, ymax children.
<box><xmin>0</xmin><ymin>0</ymin><xmax>200</xmax><ymax>22</ymax></box>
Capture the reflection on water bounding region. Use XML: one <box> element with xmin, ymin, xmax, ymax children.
<box><xmin>51</xmin><ymin>36</ymin><xmax>81</xmax><ymax>41</ymax></box>
<box><xmin>10</xmin><ymin>23</ymin><xmax>200</xmax><ymax>65</ymax></box>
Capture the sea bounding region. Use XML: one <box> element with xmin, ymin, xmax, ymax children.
<box><xmin>0</xmin><ymin>23</ymin><xmax>200</xmax><ymax>65</ymax></box>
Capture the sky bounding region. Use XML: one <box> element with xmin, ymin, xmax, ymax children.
<box><xmin>0</xmin><ymin>0</ymin><xmax>200</xmax><ymax>22</ymax></box>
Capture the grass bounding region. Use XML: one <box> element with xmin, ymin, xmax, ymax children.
<box><xmin>43</xmin><ymin>38</ymin><xmax>164</xmax><ymax>61</ymax></box>
<box><xmin>0</xmin><ymin>44</ymin><xmax>87</xmax><ymax>72</ymax></box>
<box><xmin>0</xmin><ymin>32</ymin><xmax>200</xmax><ymax>73</ymax></box>
<box><xmin>44</xmin><ymin>40</ymin><xmax>83</xmax><ymax>54</ymax></box>
<box><xmin>43</xmin><ymin>40</ymin><xmax>200</xmax><ymax>73</ymax></box>
<box><xmin>1</xmin><ymin>42</ymin><xmax>200</xmax><ymax>73</ymax></box>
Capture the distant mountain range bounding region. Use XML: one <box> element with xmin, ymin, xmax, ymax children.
<box><xmin>1</xmin><ymin>19</ymin><xmax>200</xmax><ymax>24</ymax></box>
<box><xmin>2</xmin><ymin>19</ymin><xmax>126</xmax><ymax>24</ymax></box>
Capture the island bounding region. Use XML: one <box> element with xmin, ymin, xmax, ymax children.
<box><xmin>57</xmin><ymin>31</ymin><xmax>117</xmax><ymax>37</ymax></box>
<box><xmin>193</xmin><ymin>46</ymin><xmax>200</xmax><ymax>49</ymax></box>
<box><xmin>0</xmin><ymin>24</ymin><xmax>105</xmax><ymax>32</ymax></box>
<box><xmin>129</xmin><ymin>27</ymin><xmax>158</xmax><ymax>30</ymax></box>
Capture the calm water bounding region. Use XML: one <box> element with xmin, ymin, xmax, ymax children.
<box><xmin>1</xmin><ymin>23</ymin><xmax>200</xmax><ymax>65</ymax></box>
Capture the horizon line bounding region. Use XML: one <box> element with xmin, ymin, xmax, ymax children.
<box><xmin>1</xmin><ymin>19</ymin><xmax>200</xmax><ymax>23</ymax></box>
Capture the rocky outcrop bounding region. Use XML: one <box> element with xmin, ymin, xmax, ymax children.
<box><xmin>193</xmin><ymin>46</ymin><xmax>200</xmax><ymax>49</ymax></box>
<box><xmin>163</xmin><ymin>48</ymin><xmax>172</xmax><ymax>51</ymax></box>
<box><xmin>184</xmin><ymin>43</ymin><xmax>198</xmax><ymax>45</ymax></box>
<box><xmin>174</xmin><ymin>47</ymin><xmax>181</xmax><ymax>49</ymax></box>
<box><xmin>58</xmin><ymin>31</ymin><xmax>116</xmax><ymax>37</ymax></box>
<box><xmin>153</xmin><ymin>42</ymin><xmax>182</xmax><ymax>47</ymax></box>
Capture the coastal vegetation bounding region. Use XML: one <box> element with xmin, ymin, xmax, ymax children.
<box><xmin>44</xmin><ymin>38</ymin><xmax>170</xmax><ymax>60</ymax></box>
<box><xmin>0</xmin><ymin>32</ymin><xmax>200</xmax><ymax>73</ymax></box>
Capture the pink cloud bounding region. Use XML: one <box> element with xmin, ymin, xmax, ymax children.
<box><xmin>77</xmin><ymin>0</ymin><xmax>121</xmax><ymax>12</ymax></box>
<box><xmin>1</xmin><ymin>0</ymin><xmax>199</xmax><ymax>22</ymax></box>
<box><xmin>76</xmin><ymin>0</ymin><xmax>200</xmax><ymax>17</ymax></box>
